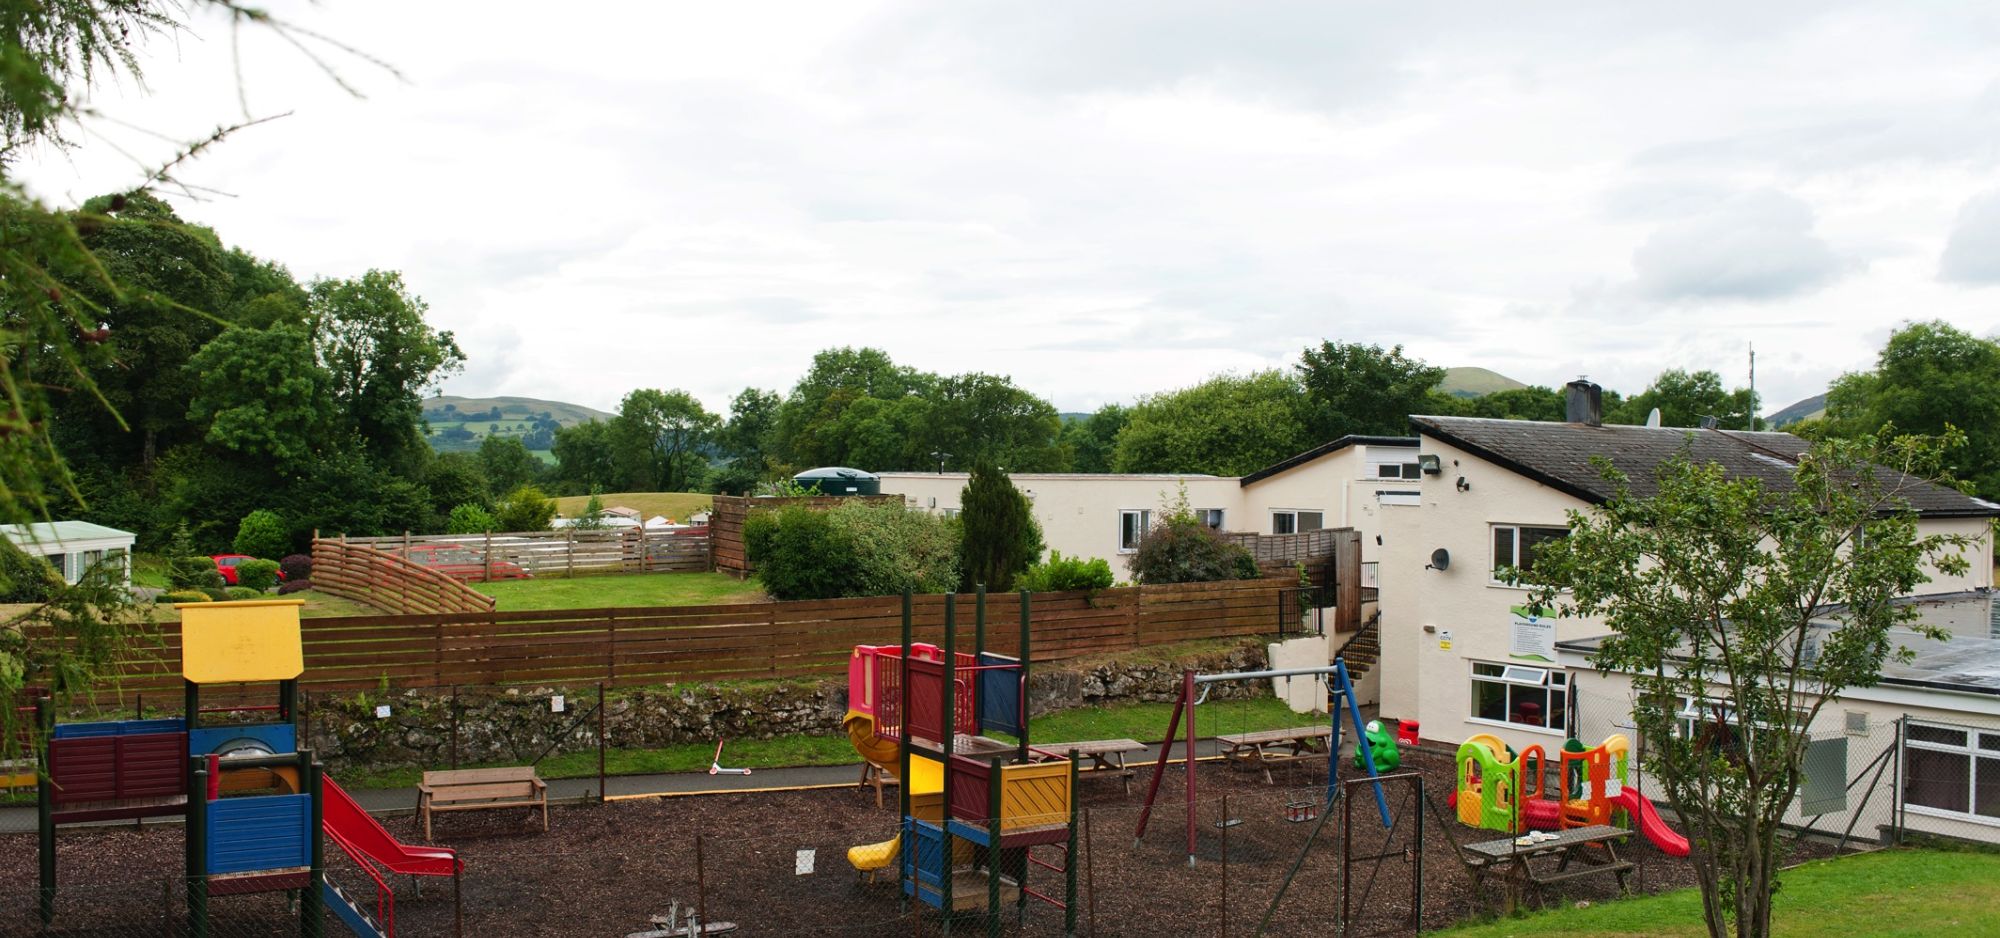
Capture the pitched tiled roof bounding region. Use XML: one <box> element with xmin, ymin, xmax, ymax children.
<box><xmin>1411</xmin><ymin>416</ymin><xmax>2000</xmax><ymax>518</ymax></box>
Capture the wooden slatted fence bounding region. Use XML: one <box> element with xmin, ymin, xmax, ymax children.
<box><xmin>333</xmin><ymin>528</ymin><xmax>711</xmax><ymax>578</ymax></box>
<box><xmin>73</xmin><ymin>577</ymin><xmax>1291</xmax><ymax>704</ymax></box>
<box><xmin>310</xmin><ymin>538</ymin><xmax>497</xmax><ymax>615</ymax></box>
<box><xmin>709</xmin><ymin>494</ymin><xmax>904</xmax><ymax>577</ymax></box>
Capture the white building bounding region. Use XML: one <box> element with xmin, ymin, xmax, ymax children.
<box><xmin>876</xmin><ymin>435</ymin><xmax>1419</xmax><ymax>577</ymax></box>
<box><xmin>1</xmin><ymin>521</ymin><xmax>136</xmax><ymax>588</ymax></box>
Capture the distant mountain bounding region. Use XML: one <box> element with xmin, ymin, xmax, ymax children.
<box><xmin>1766</xmin><ymin>392</ymin><xmax>1827</xmax><ymax>429</ymax></box>
<box><xmin>1439</xmin><ymin>367</ymin><xmax>1530</xmax><ymax>399</ymax></box>
<box><xmin>423</xmin><ymin>395</ymin><xmax>615</xmax><ymax>455</ymax></box>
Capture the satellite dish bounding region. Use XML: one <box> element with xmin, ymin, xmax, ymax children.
<box><xmin>1428</xmin><ymin>548</ymin><xmax>1451</xmax><ymax>571</ymax></box>
<box><xmin>1646</xmin><ymin>408</ymin><xmax>1662</xmax><ymax>428</ymax></box>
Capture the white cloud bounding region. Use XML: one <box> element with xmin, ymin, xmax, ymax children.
<box><xmin>20</xmin><ymin>0</ymin><xmax>2000</xmax><ymax>418</ymax></box>
<box><xmin>1940</xmin><ymin>190</ymin><xmax>2000</xmax><ymax>285</ymax></box>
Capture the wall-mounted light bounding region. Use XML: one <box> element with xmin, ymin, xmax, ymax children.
<box><xmin>1419</xmin><ymin>454</ymin><xmax>1443</xmax><ymax>475</ymax></box>
<box><xmin>1456</xmin><ymin>476</ymin><xmax>1471</xmax><ymax>492</ymax></box>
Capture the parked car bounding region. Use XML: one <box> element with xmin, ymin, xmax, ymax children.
<box><xmin>400</xmin><ymin>544</ymin><xmax>531</xmax><ymax>581</ymax></box>
<box><xmin>209</xmin><ymin>554</ymin><xmax>287</xmax><ymax>586</ymax></box>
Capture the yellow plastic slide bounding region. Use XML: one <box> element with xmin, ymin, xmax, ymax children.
<box><xmin>846</xmin><ymin>711</ymin><xmax>942</xmax><ymax>878</ymax></box>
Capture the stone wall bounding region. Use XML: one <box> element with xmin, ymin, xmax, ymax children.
<box><xmin>305</xmin><ymin>638</ymin><xmax>1271</xmax><ymax>775</ymax></box>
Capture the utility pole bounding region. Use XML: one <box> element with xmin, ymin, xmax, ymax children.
<box><xmin>1748</xmin><ymin>343</ymin><xmax>1757</xmax><ymax>430</ymax></box>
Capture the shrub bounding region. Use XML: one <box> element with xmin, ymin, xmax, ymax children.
<box><xmin>491</xmin><ymin>485</ymin><xmax>556</xmax><ymax>532</ymax></box>
<box><xmin>168</xmin><ymin>555</ymin><xmax>225</xmax><ymax>591</ymax></box>
<box><xmin>1129</xmin><ymin>517</ymin><xmax>1261</xmax><ymax>585</ymax></box>
<box><xmin>200</xmin><ymin>586</ymin><xmax>232</xmax><ymax>601</ymax></box>
<box><xmin>225</xmin><ymin>586</ymin><xmax>263</xmax><ymax>601</ymax></box>
<box><xmin>0</xmin><ymin>539</ymin><xmax>61</xmax><ymax>603</ymax></box>
<box><xmin>235</xmin><ymin>558</ymin><xmax>281</xmax><ymax>592</ymax></box>
<box><xmin>446</xmin><ymin>502</ymin><xmax>497</xmax><ymax>535</ymax></box>
<box><xmin>749</xmin><ymin>501</ymin><xmax>959</xmax><ymax>600</ymax></box>
<box><xmin>958</xmin><ymin>463</ymin><xmax>1044</xmax><ymax>591</ymax></box>
<box><xmin>1016</xmin><ymin>552</ymin><xmax>1116</xmax><ymax>593</ymax></box>
<box><xmin>232</xmin><ymin>509</ymin><xmax>291</xmax><ymax>560</ymax></box>
<box><xmin>279</xmin><ymin>553</ymin><xmax>313</xmax><ymax>582</ymax></box>
<box><xmin>162</xmin><ymin>589</ymin><xmax>211</xmax><ymax>604</ymax></box>
<box><xmin>276</xmin><ymin>579</ymin><xmax>312</xmax><ymax>595</ymax></box>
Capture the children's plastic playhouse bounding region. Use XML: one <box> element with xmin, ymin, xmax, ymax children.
<box><xmin>1454</xmin><ymin>732</ymin><xmax>1689</xmax><ymax>857</ymax></box>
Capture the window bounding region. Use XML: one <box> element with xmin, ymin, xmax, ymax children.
<box><xmin>1271</xmin><ymin>510</ymin><xmax>1324</xmax><ymax>535</ymax></box>
<box><xmin>1492</xmin><ymin>525</ymin><xmax>1568</xmax><ymax>578</ymax></box>
<box><xmin>1119</xmin><ymin>509</ymin><xmax>1151</xmax><ymax>552</ymax></box>
<box><xmin>43</xmin><ymin>553</ymin><xmax>67</xmax><ymax>582</ymax></box>
<box><xmin>1200</xmin><ymin>509</ymin><xmax>1225</xmax><ymax>530</ymax></box>
<box><xmin>1903</xmin><ymin>720</ymin><xmax>2000</xmax><ymax>821</ymax></box>
<box><xmin>1470</xmin><ymin>661</ymin><xmax>1568</xmax><ymax>733</ymax></box>
<box><xmin>1375</xmin><ymin>462</ymin><xmax>1422</xmax><ymax>480</ymax></box>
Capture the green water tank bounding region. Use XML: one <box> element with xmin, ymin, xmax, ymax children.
<box><xmin>792</xmin><ymin>467</ymin><xmax>881</xmax><ymax>496</ymax></box>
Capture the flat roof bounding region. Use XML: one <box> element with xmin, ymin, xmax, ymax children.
<box><xmin>1</xmin><ymin>520</ymin><xmax>136</xmax><ymax>547</ymax></box>
<box><xmin>875</xmin><ymin>472</ymin><xmax>1229</xmax><ymax>482</ymax></box>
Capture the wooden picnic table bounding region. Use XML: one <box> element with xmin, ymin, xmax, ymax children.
<box><xmin>1216</xmin><ymin>726</ymin><xmax>1332</xmax><ymax>784</ymax></box>
<box><xmin>1029</xmin><ymin>739</ymin><xmax>1148</xmax><ymax>794</ymax></box>
<box><xmin>1461</xmin><ymin>824</ymin><xmax>1633</xmax><ymax>912</ymax></box>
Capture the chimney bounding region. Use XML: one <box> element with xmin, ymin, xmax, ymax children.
<box><xmin>1565</xmin><ymin>379</ymin><xmax>1602</xmax><ymax>427</ymax></box>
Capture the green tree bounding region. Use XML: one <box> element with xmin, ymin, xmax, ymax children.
<box><xmin>185</xmin><ymin>325</ymin><xmax>334</xmax><ymax>472</ymax></box>
<box><xmin>1295</xmin><ymin>341</ymin><xmax>1446</xmax><ymax>441</ymax></box>
<box><xmin>1519</xmin><ymin>435</ymin><xmax>1973</xmax><ymax>938</ymax></box>
<box><xmin>307</xmin><ymin>270</ymin><xmax>465</xmax><ymax>474</ymax></box>
<box><xmin>445</xmin><ymin>502</ymin><xmax>498</xmax><ymax>535</ymax></box>
<box><xmin>1059</xmin><ymin>404</ymin><xmax>1128</xmax><ymax>473</ymax></box>
<box><xmin>746</xmin><ymin>500</ymin><xmax>959</xmax><ymax>600</ymax></box>
<box><xmin>774</xmin><ymin>347</ymin><xmax>930</xmax><ymax>468</ymax></box>
<box><xmin>477</xmin><ymin>435</ymin><xmax>543</xmax><ymax>495</ymax></box>
<box><xmin>920</xmin><ymin>373</ymin><xmax>1064</xmax><ymax>472</ymax></box>
<box><xmin>720</xmin><ymin>387</ymin><xmax>781</xmax><ymax>473</ymax></box>
<box><xmin>612</xmin><ymin>388</ymin><xmax>719</xmax><ymax>492</ymax></box>
<box><xmin>423</xmin><ymin>452</ymin><xmax>490</xmax><ymax>523</ymax></box>
<box><xmin>552</xmin><ymin>420</ymin><xmax>619</xmax><ymax>492</ymax></box>
<box><xmin>1823</xmin><ymin>320</ymin><xmax>2000</xmax><ymax>497</ymax></box>
<box><xmin>958</xmin><ymin>463</ymin><xmax>1045</xmax><ymax>591</ymax></box>
<box><xmin>1113</xmin><ymin>371</ymin><xmax>1311</xmax><ymax>475</ymax></box>
<box><xmin>1461</xmin><ymin>385</ymin><xmax>1569</xmax><ymax>422</ymax></box>
<box><xmin>232</xmin><ymin>510</ymin><xmax>291</xmax><ymax>559</ymax></box>
<box><xmin>1611</xmin><ymin>369</ymin><xmax>1757</xmax><ymax>429</ymax></box>
<box><xmin>492</xmin><ymin>485</ymin><xmax>557</xmax><ymax>532</ymax></box>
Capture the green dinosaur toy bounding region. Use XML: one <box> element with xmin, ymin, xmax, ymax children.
<box><xmin>1353</xmin><ymin>718</ymin><xmax>1401</xmax><ymax>772</ymax></box>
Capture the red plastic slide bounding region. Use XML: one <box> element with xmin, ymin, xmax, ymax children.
<box><xmin>1610</xmin><ymin>788</ymin><xmax>1690</xmax><ymax>857</ymax></box>
<box><xmin>322</xmin><ymin>776</ymin><xmax>462</xmax><ymax>876</ymax></box>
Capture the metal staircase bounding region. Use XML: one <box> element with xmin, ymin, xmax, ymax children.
<box><xmin>322</xmin><ymin>879</ymin><xmax>389</xmax><ymax>938</ymax></box>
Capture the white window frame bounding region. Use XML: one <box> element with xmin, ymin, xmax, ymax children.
<box><xmin>1271</xmin><ymin>509</ymin><xmax>1325</xmax><ymax>535</ymax></box>
<box><xmin>1468</xmin><ymin>660</ymin><xmax>1568</xmax><ymax>736</ymax></box>
<box><xmin>1118</xmin><ymin>509</ymin><xmax>1150</xmax><ymax>553</ymax></box>
<box><xmin>1374</xmin><ymin>462</ymin><xmax>1422</xmax><ymax>480</ymax></box>
<box><xmin>1200</xmin><ymin>509</ymin><xmax>1225</xmax><ymax>531</ymax></box>
<box><xmin>1491</xmin><ymin>524</ymin><xmax>1569</xmax><ymax>583</ymax></box>
<box><xmin>1901</xmin><ymin>719</ymin><xmax>2000</xmax><ymax>827</ymax></box>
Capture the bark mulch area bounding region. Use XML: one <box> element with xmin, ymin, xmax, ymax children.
<box><xmin>0</xmin><ymin>747</ymin><xmax>1843</xmax><ymax>937</ymax></box>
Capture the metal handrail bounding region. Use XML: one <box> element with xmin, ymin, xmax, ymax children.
<box><xmin>325</xmin><ymin>824</ymin><xmax>396</xmax><ymax>936</ymax></box>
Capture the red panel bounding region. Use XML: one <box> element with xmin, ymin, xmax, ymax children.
<box><xmin>117</xmin><ymin>733</ymin><xmax>189</xmax><ymax>800</ymax></box>
<box><xmin>907</xmin><ymin>659</ymin><xmax>948</xmax><ymax>745</ymax></box>
<box><xmin>48</xmin><ymin>738</ymin><xmax>117</xmax><ymax>804</ymax></box>
<box><xmin>947</xmin><ymin>755</ymin><xmax>992</xmax><ymax>824</ymax></box>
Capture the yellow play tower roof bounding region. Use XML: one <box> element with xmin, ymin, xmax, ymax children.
<box><xmin>176</xmin><ymin>598</ymin><xmax>306</xmax><ymax>684</ymax></box>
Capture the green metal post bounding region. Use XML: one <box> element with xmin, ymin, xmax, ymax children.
<box><xmin>1019</xmin><ymin>590</ymin><xmax>1032</xmax><ymax>761</ymax></box>
<box><xmin>184</xmin><ymin>679</ymin><xmax>200</xmax><ymax>732</ymax></box>
<box><xmin>188</xmin><ymin>759</ymin><xmax>209</xmax><ymax>938</ymax></box>
<box><xmin>1066</xmin><ymin>752</ymin><xmax>1080</xmax><ymax>937</ymax></box>
<box><xmin>942</xmin><ymin>593</ymin><xmax>956</xmax><ymax>935</ymax></box>
<box><xmin>899</xmin><ymin>590</ymin><xmax>913</xmax><ymax>914</ymax></box>
<box><xmin>303</xmin><ymin>753</ymin><xmax>325</xmax><ymax>938</ymax></box>
<box><xmin>280</xmin><ymin>679</ymin><xmax>298</xmax><ymax>725</ymax></box>
<box><xmin>36</xmin><ymin>695</ymin><xmax>54</xmax><ymax>926</ymax></box>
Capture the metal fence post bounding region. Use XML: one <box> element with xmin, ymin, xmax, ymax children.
<box><xmin>1892</xmin><ymin>715</ymin><xmax>1905</xmax><ymax>846</ymax></box>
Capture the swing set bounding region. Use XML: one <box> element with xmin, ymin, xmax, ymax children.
<box><xmin>1133</xmin><ymin>657</ymin><xmax>1391</xmax><ymax>865</ymax></box>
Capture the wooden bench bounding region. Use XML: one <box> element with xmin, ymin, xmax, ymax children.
<box><xmin>1029</xmin><ymin>739</ymin><xmax>1148</xmax><ymax>794</ymax></box>
<box><xmin>417</xmin><ymin>766</ymin><xmax>549</xmax><ymax>840</ymax></box>
<box><xmin>1217</xmin><ymin>726</ymin><xmax>1333</xmax><ymax>784</ymax></box>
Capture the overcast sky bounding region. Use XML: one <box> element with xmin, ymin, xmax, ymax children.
<box><xmin>23</xmin><ymin>2</ymin><xmax>2000</xmax><ymax>417</ymax></box>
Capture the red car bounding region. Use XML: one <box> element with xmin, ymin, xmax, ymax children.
<box><xmin>209</xmin><ymin>554</ymin><xmax>287</xmax><ymax>586</ymax></box>
<box><xmin>400</xmin><ymin>544</ymin><xmax>531</xmax><ymax>581</ymax></box>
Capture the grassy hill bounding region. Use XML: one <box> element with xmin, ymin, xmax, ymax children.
<box><xmin>1439</xmin><ymin>366</ymin><xmax>1529</xmax><ymax>398</ymax></box>
<box><xmin>552</xmin><ymin>492</ymin><xmax>713</xmax><ymax>522</ymax></box>
<box><xmin>1767</xmin><ymin>392</ymin><xmax>1827</xmax><ymax>428</ymax></box>
<box><xmin>423</xmin><ymin>395</ymin><xmax>615</xmax><ymax>456</ymax></box>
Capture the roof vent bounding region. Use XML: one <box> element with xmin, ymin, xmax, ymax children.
<box><xmin>1698</xmin><ymin>415</ymin><xmax>1720</xmax><ymax>430</ymax></box>
<box><xmin>1564</xmin><ymin>379</ymin><xmax>1602</xmax><ymax>427</ymax></box>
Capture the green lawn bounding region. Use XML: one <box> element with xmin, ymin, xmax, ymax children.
<box><xmin>1440</xmin><ymin>848</ymin><xmax>2000</xmax><ymax>937</ymax></box>
<box><xmin>473</xmin><ymin>571</ymin><xmax>765</xmax><ymax>610</ymax></box>
<box><xmin>550</xmin><ymin>491</ymin><xmax>712</xmax><ymax>523</ymax></box>
<box><xmin>337</xmin><ymin>694</ymin><xmax>1312</xmax><ymax>789</ymax></box>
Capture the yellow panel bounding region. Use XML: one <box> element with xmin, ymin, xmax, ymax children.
<box><xmin>907</xmin><ymin>753</ymin><xmax>944</xmax><ymax>796</ymax></box>
<box><xmin>179</xmin><ymin>599</ymin><xmax>305</xmax><ymax>683</ymax></box>
<box><xmin>999</xmin><ymin>761</ymin><xmax>1071</xmax><ymax>830</ymax></box>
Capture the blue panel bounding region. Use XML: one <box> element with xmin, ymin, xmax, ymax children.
<box><xmin>903</xmin><ymin>819</ymin><xmax>950</xmax><ymax>909</ymax></box>
<box><xmin>206</xmin><ymin>794</ymin><xmax>311</xmax><ymax>875</ymax></box>
<box><xmin>977</xmin><ymin>653</ymin><xmax>1023</xmax><ymax>737</ymax></box>
<box><xmin>54</xmin><ymin>718</ymin><xmax>184</xmax><ymax>739</ymax></box>
<box><xmin>189</xmin><ymin>723</ymin><xmax>296</xmax><ymax>757</ymax></box>
<box><xmin>946</xmin><ymin>818</ymin><xmax>994</xmax><ymax>848</ymax></box>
